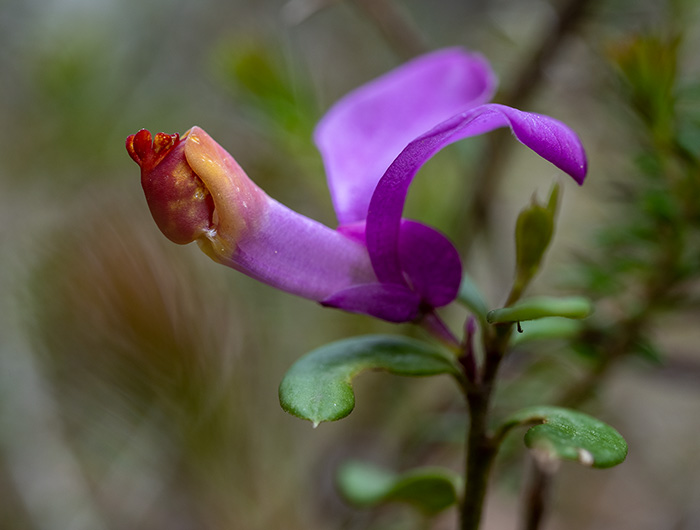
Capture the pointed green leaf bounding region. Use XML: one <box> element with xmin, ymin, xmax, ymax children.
<box><xmin>279</xmin><ymin>335</ymin><xmax>460</xmax><ymax>425</ymax></box>
<box><xmin>487</xmin><ymin>296</ymin><xmax>593</xmax><ymax>324</ymax></box>
<box><xmin>513</xmin><ymin>185</ymin><xmax>560</xmax><ymax>290</ymax></box>
<box><xmin>337</xmin><ymin>461</ymin><xmax>461</xmax><ymax>515</ymax></box>
<box><xmin>501</xmin><ymin>406</ymin><xmax>628</xmax><ymax>468</ymax></box>
<box><xmin>546</xmin><ymin>182</ymin><xmax>561</xmax><ymax>215</ymax></box>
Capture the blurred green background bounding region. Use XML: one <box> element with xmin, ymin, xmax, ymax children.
<box><xmin>2</xmin><ymin>0</ymin><xmax>700</xmax><ymax>529</ymax></box>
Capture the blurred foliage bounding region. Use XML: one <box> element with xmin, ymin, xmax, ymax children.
<box><xmin>337</xmin><ymin>461</ymin><xmax>462</xmax><ymax>515</ymax></box>
<box><xmin>608</xmin><ymin>33</ymin><xmax>681</xmax><ymax>145</ymax></box>
<box><xmin>212</xmin><ymin>39</ymin><xmax>316</xmax><ymax>137</ymax></box>
<box><xmin>2</xmin><ymin>1</ymin><xmax>700</xmax><ymax>530</ymax></box>
<box><xmin>496</xmin><ymin>27</ymin><xmax>700</xmax><ymax>528</ymax></box>
<box><xmin>564</xmin><ymin>32</ymin><xmax>700</xmax><ymax>369</ymax></box>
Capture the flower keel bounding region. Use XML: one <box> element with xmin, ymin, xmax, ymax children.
<box><xmin>127</xmin><ymin>129</ymin><xmax>214</xmax><ymax>245</ymax></box>
<box><xmin>127</xmin><ymin>127</ymin><xmax>377</xmax><ymax>303</ymax></box>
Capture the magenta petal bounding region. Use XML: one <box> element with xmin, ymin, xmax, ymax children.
<box><xmin>315</xmin><ymin>48</ymin><xmax>497</xmax><ymax>225</ymax></box>
<box><xmin>366</xmin><ymin>103</ymin><xmax>588</xmax><ymax>284</ymax></box>
<box><xmin>321</xmin><ymin>283</ymin><xmax>422</xmax><ymax>323</ymax></box>
<box><xmin>399</xmin><ymin>220</ymin><xmax>462</xmax><ymax>308</ymax></box>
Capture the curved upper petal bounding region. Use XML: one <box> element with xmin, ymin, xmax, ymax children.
<box><xmin>315</xmin><ymin>48</ymin><xmax>497</xmax><ymax>226</ymax></box>
<box><xmin>365</xmin><ymin>103</ymin><xmax>588</xmax><ymax>284</ymax></box>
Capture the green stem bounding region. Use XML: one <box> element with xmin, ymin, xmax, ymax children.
<box><xmin>461</xmin><ymin>391</ymin><xmax>497</xmax><ymax>529</ymax></box>
<box><xmin>460</xmin><ymin>324</ymin><xmax>512</xmax><ymax>530</ymax></box>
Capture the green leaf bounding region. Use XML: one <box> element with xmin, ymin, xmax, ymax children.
<box><xmin>608</xmin><ymin>34</ymin><xmax>679</xmax><ymax>137</ymax></box>
<box><xmin>510</xmin><ymin>317</ymin><xmax>584</xmax><ymax>346</ymax></box>
<box><xmin>279</xmin><ymin>335</ymin><xmax>460</xmax><ymax>425</ymax></box>
<box><xmin>501</xmin><ymin>406</ymin><xmax>628</xmax><ymax>468</ymax></box>
<box><xmin>487</xmin><ymin>296</ymin><xmax>593</xmax><ymax>324</ymax></box>
<box><xmin>337</xmin><ymin>461</ymin><xmax>461</xmax><ymax>515</ymax></box>
<box><xmin>513</xmin><ymin>184</ymin><xmax>560</xmax><ymax>292</ymax></box>
<box><xmin>546</xmin><ymin>182</ymin><xmax>560</xmax><ymax>215</ymax></box>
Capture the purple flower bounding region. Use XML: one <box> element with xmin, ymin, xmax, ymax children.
<box><xmin>127</xmin><ymin>48</ymin><xmax>587</xmax><ymax>323</ymax></box>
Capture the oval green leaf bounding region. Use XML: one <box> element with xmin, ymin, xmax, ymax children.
<box><xmin>337</xmin><ymin>460</ymin><xmax>461</xmax><ymax>515</ymax></box>
<box><xmin>279</xmin><ymin>335</ymin><xmax>460</xmax><ymax>425</ymax></box>
<box><xmin>501</xmin><ymin>406</ymin><xmax>628</xmax><ymax>468</ymax></box>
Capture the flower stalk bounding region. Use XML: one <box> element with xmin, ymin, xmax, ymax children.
<box><xmin>460</xmin><ymin>323</ymin><xmax>514</xmax><ymax>530</ymax></box>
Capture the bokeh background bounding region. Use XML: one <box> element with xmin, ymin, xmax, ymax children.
<box><xmin>2</xmin><ymin>0</ymin><xmax>700</xmax><ymax>529</ymax></box>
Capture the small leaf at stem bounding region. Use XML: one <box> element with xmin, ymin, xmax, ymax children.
<box><xmin>512</xmin><ymin>185</ymin><xmax>560</xmax><ymax>295</ymax></box>
<box><xmin>279</xmin><ymin>335</ymin><xmax>460</xmax><ymax>424</ymax></box>
<box><xmin>500</xmin><ymin>406</ymin><xmax>628</xmax><ymax>468</ymax></box>
<box><xmin>337</xmin><ymin>460</ymin><xmax>462</xmax><ymax>515</ymax></box>
<box><xmin>487</xmin><ymin>296</ymin><xmax>593</xmax><ymax>324</ymax></box>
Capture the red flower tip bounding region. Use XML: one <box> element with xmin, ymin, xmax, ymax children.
<box><xmin>126</xmin><ymin>129</ymin><xmax>180</xmax><ymax>171</ymax></box>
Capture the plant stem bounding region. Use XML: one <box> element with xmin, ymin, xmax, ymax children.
<box><xmin>520</xmin><ymin>456</ymin><xmax>557</xmax><ymax>530</ymax></box>
<box><xmin>460</xmin><ymin>324</ymin><xmax>512</xmax><ymax>530</ymax></box>
<box><xmin>461</xmin><ymin>390</ymin><xmax>497</xmax><ymax>530</ymax></box>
